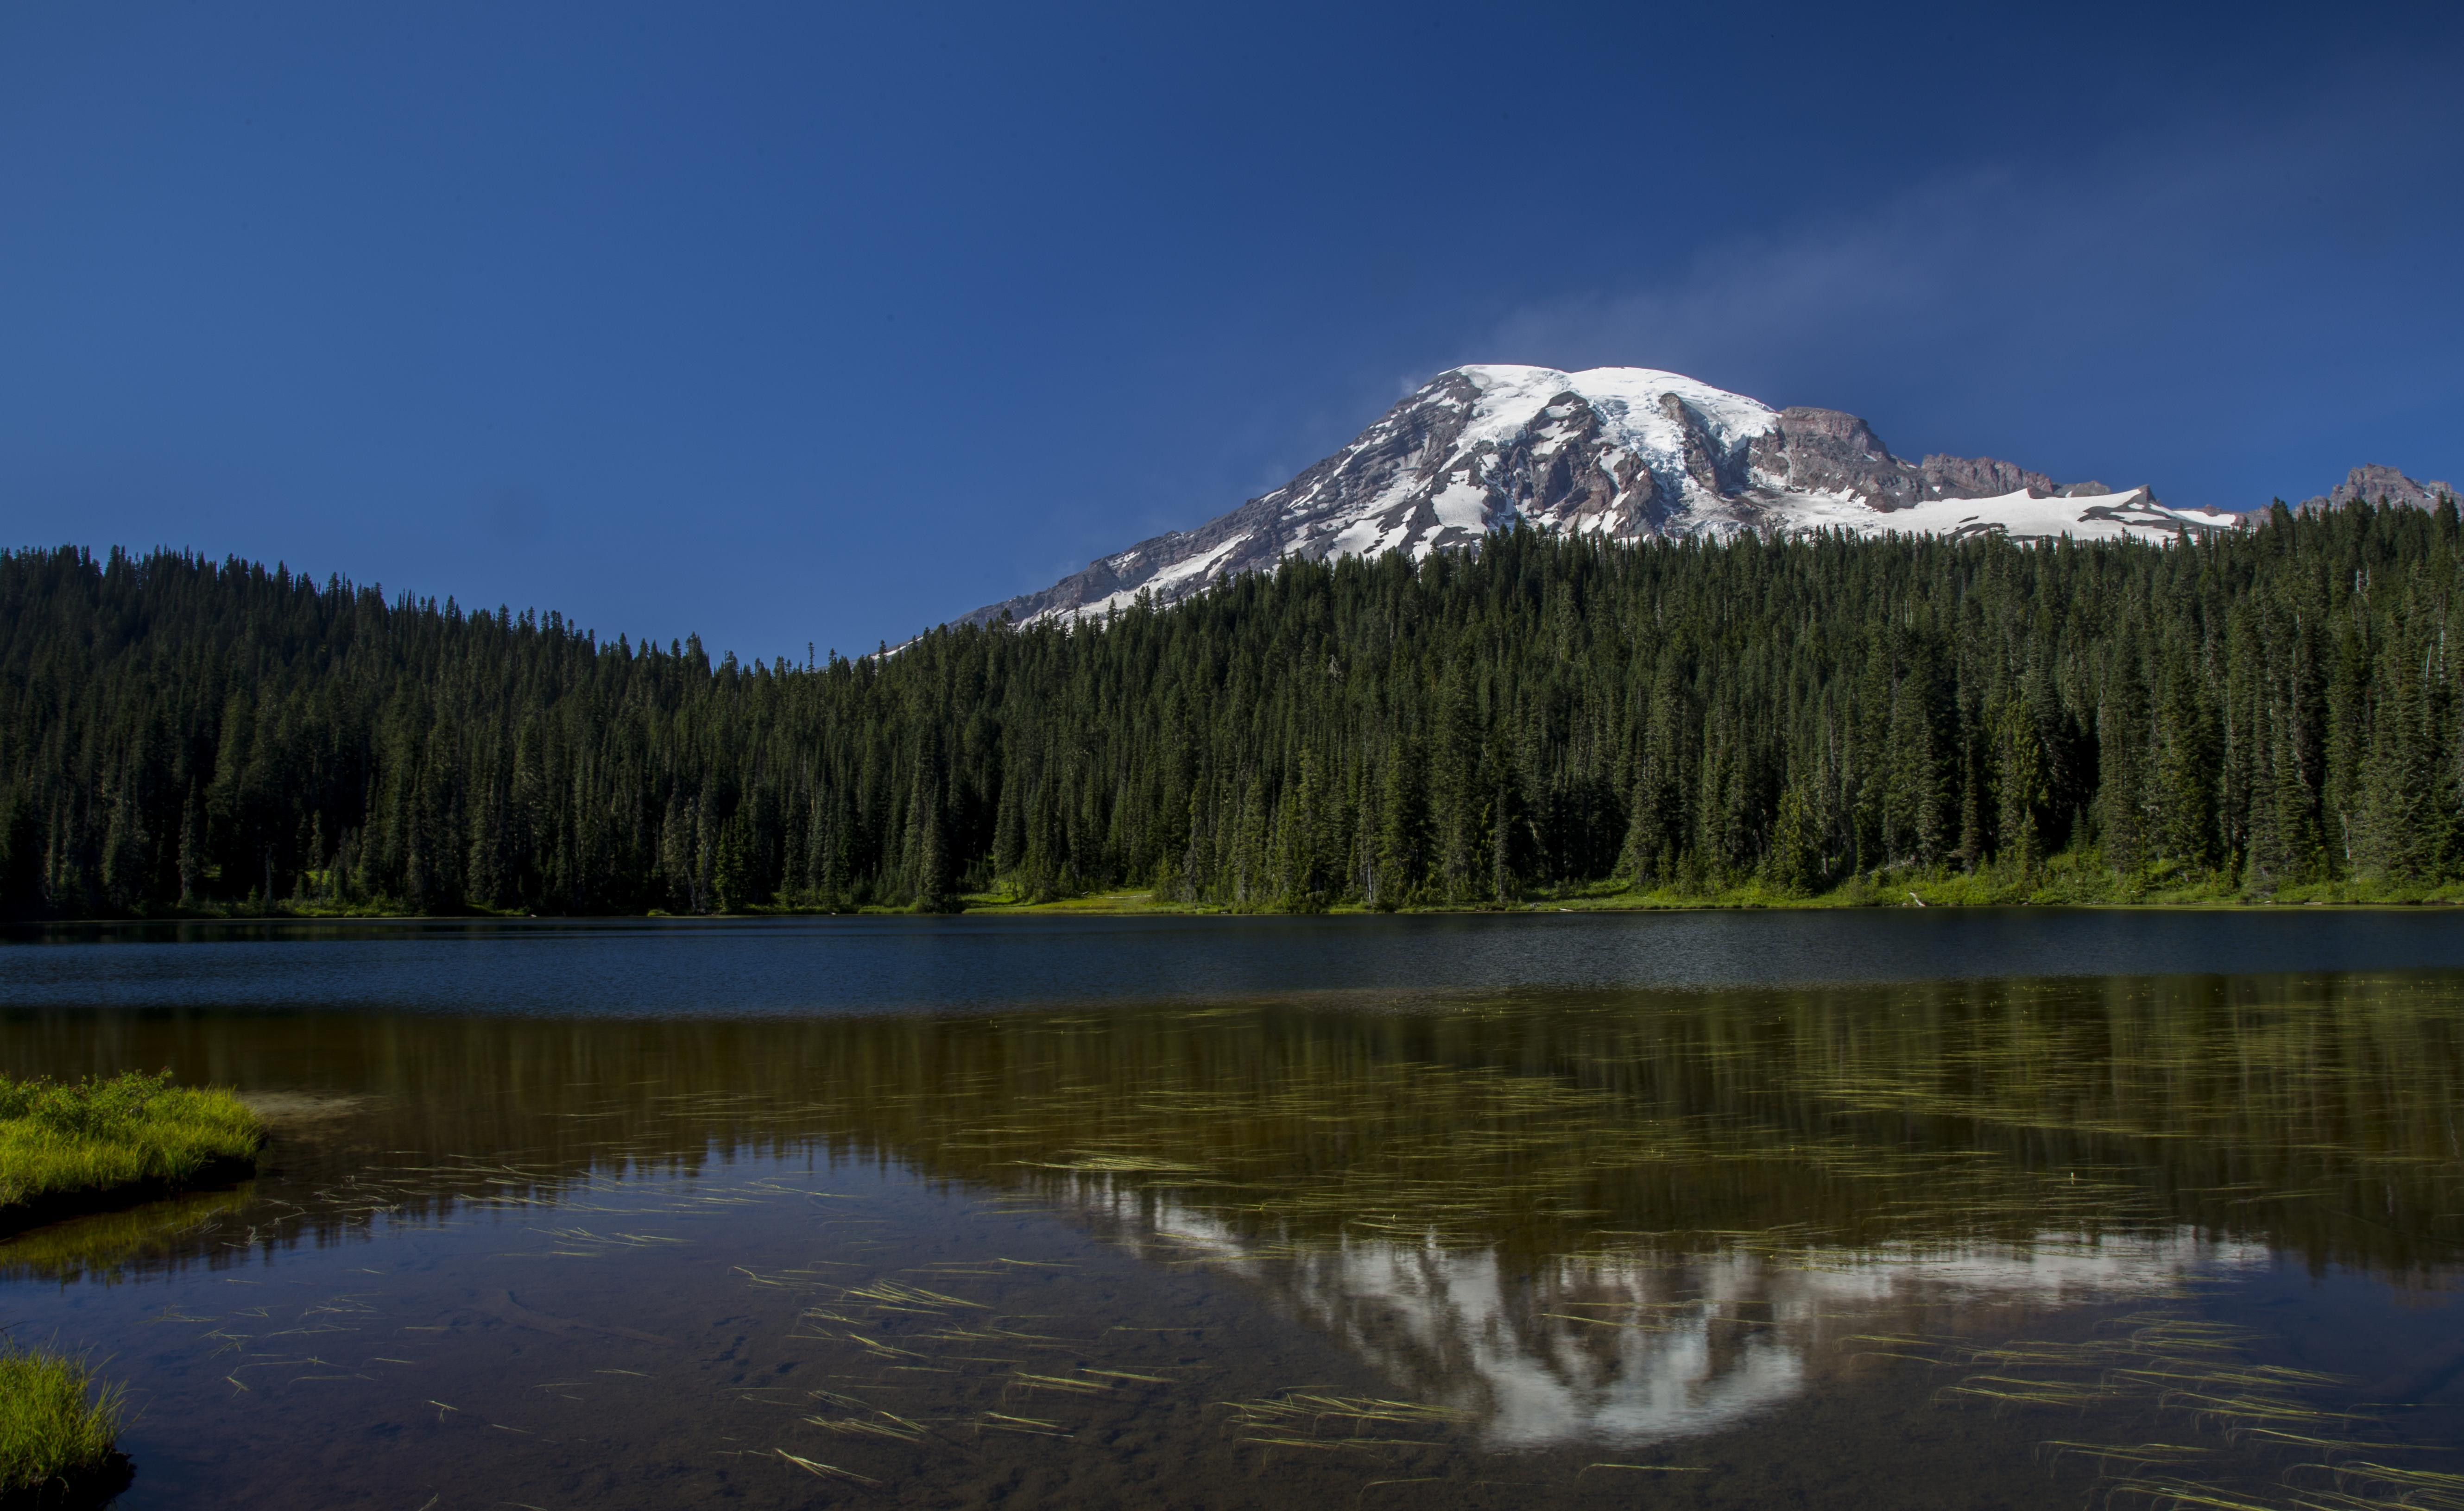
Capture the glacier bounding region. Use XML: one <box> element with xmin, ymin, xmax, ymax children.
<box><xmin>958</xmin><ymin>365</ymin><xmax>2240</xmax><ymax>630</ymax></box>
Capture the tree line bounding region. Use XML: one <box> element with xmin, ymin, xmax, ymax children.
<box><xmin>3</xmin><ymin>497</ymin><xmax>2461</xmax><ymax>917</ymax></box>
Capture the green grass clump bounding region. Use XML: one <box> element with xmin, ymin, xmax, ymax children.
<box><xmin>0</xmin><ymin>1344</ymin><xmax>124</xmax><ymax>1498</ymax></box>
<box><xmin>0</xmin><ymin>1071</ymin><xmax>263</xmax><ymax>1215</ymax></box>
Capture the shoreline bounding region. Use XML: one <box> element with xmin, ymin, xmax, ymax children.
<box><xmin>0</xmin><ymin>1156</ymin><xmax>260</xmax><ymax>1244</ymax></box>
<box><xmin>12</xmin><ymin>888</ymin><xmax>2464</xmax><ymax>926</ymax></box>
<box><xmin>0</xmin><ymin>1075</ymin><xmax>267</xmax><ymax>1240</ymax></box>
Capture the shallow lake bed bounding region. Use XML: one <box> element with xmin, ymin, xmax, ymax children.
<box><xmin>4</xmin><ymin>914</ymin><xmax>2462</xmax><ymax>1508</ymax></box>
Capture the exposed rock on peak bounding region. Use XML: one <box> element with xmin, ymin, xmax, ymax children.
<box><xmin>2298</xmin><ymin>464</ymin><xmax>2457</xmax><ymax>513</ymax></box>
<box><xmin>1741</xmin><ymin>406</ymin><xmax>2061</xmax><ymax>510</ymax></box>
<box><xmin>958</xmin><ymin>365</ymin><xmax>2230</xmax><ymax>630</ymax></box>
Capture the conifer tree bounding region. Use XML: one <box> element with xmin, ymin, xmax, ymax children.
<box><xmin>3</xmin><ymin>505</ymin><xmax>2461</xmax><ymax>919</ymax></box>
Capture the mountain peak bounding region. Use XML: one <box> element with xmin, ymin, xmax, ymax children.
<box><xmin>2298</xmin><ymin>464</ymin><xmax>2457</xmax><ymax>513</ymax></box>
<box><xmin>957</xmin><ymin>365</ymin><xmax>2229</xmax><ymax>630</ymax></box>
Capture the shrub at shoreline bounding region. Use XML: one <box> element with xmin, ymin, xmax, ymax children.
<box><xmin>0</xmin><ymin>1344</ymin><xmax>127</xmax><ymax>1505</ymax></box>
<box><xmin>0</xmin><ymin>1072</ymin><xmax>263</xmax><ymax>1223</ymax></box>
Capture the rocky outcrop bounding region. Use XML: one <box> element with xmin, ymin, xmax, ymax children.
<box><xmin>1738</xmin><ymin>406</ymin><xmax>2063</xmax><ymax>510</ymax></box>
<box><xmin>2297</xmin><ymin>464</ymin><xmax>2457</xmax><ymax>514</ymax></box>
<box><xmin>956</xmin><ymin>365</ymin><xmax>2212</xmax><ymax>630</ymax></box>
<box><xmin>1918</xmin><ymin>453</ymin><xmax>2060</xmax><ymax>501</ymax></box>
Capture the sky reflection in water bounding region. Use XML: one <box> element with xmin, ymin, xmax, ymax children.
<box><xmin>2</xmin><ymin>916</ymin><xmax>2462</xmax><ymax>1508</ymax></box>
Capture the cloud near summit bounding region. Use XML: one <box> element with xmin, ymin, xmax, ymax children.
<box><xmin>1478</xmin><ymin>78</ymin><xmax>2464</xmax><ymax>510</ymax></box>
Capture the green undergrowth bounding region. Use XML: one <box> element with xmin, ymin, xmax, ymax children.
<box><xmin>0</xmin><ymin>1072</ymin><xmax>263</xmax><ymax>1216</ymax></box>
<box><xmin>945</xmin><ymin>863</ymin><xmax>2464</xmax><ymax>915</ymax></box>
<box><xmin>1561</xmin><ymin>859</ymin><xmax>2464</xmax><ymax>910</ymax></box>
<box><xmin>885</xmin><ymin>847</ymin><xmax>2464</xmax><ymax>914</ymax></box>
<box><xmin>58</xmin><ymin>863</ymin><xmax>2464</xmax><ymax>920</ymax></box>
<box><xmin>0</xmin><ymin>1344</ymin><xmax>124</xmax><ymax>1501</ymax></box>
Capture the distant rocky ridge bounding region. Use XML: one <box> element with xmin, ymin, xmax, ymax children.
<box><xmin>2298</xmin><ymin>464</ymin><xmax>2457</xmax><ymax>514</ymax></box>
<box><xmin>956</xmin><ymin>365</ymin><xmax>2248</xmax><ymax>630</ymax></box>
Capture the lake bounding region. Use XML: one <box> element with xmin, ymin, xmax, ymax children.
<box><xmin>4</xmin><ymin>911</ymin><xmax>2462</xmax><ymax>1509</ymax></box>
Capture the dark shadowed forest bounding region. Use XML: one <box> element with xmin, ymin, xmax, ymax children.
<box><xmin>5</xmin><ymin>498</ymin><xmax>2462</xmax><ymax>917</ymax></box>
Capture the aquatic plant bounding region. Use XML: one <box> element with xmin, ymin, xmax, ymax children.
<box><xmin>0</xmin><ymin>1343</ymin><xmax>125</xmax><ymax>1500</ymax></box>
<box><xmin>13</xmin><ymin>973</ymin><xmax>2457</xmax><ymax>1281</ymax></box>
<box><xmin>10</xmin><ymin>975</ymin><xmax>2456</xmax><ymax>1504</ymax></box>
<box><xmin>1866</xmin><ymin>1310</ymin><xmax>2464</xmax><ymax>1511</ymax></box>
<box><xmin>0</xmin><ymin>1071</ymin><xmax>263</xmax><ymax>1216</ymax></box>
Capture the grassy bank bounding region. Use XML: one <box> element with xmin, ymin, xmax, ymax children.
<box><xmin>0</xmin><ymin>1072</ymin><xmax>263</xmax><ymax>1228</ymax></box>
<box><xmin>32</xmin><ymin>851</ymin><xmax>2464</xmax><ymax>921</ymax></box>
<box><xmin>948</xmin><ymin>856</ymin><xmax>2464</xmax><ymax>915</ymax></box>
<box><xmin>37</xmin><ymin>887</ymin><xmax>2464</xmax><ymax>922</ymax></box>
<box><xmin>0</xmin><ymin>1345</ymin><xmax>125</xmax><ymax>1505</ymax></box>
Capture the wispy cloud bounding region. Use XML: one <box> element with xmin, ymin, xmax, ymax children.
<box><xmin>1474</xmin><ymin>74</ymin><xmax>2464</xmax><ymax>504</ymax></box>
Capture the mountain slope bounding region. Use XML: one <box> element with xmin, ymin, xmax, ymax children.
<box><xmin>960</xmin><ymin>365</ymin><xmax>2238</xmax><ymax>628</ymax></box>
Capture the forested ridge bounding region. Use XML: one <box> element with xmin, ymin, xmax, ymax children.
<box><xmin>4</xmin><ymin>498</ymin><xmax>2463</xmax><ymax>918</ymax></box>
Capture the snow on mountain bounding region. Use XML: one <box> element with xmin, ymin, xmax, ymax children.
<box><xmin>956</xmin><ymin>365</ymin><xmax>2241</xmax><ymax>630</ymax></box>
<box><xmin>1779</xmin><ymin>486</ymin><xmax>2237</xmax><ymax>543</ymax></box>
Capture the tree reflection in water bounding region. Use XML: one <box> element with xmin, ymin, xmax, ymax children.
<box><xmin>2</xmin><ymin>969</ymin><xmax>2459</xmax><ymax>1497</ymax></box>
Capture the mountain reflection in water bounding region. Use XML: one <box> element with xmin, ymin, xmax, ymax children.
<box><xmin>7</xmin><ymin>971</ymin><xmax>2458</xmax><ymax>1459</ymax></box>
<box><xmin>1087</xmin><ymin>1189</ymin><xmax>2268</xmax><ymax>1448</ymax></box>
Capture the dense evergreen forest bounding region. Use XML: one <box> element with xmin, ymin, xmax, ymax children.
<box><xmin>4</xmin><ymin>499</ymin><xmax>2462</xmax><ymax>918</ymax></box>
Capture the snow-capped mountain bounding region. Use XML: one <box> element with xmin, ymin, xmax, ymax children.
<box><xmin>958</xmin><ymin>364</ymin><xmax>2240</xmax><ymax>629</ymax></box>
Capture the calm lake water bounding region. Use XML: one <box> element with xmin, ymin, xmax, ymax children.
<box><xmin>3</xmin><ymin>912</ymin><xmax>2463</xmax><ymax>1509</ymax></box>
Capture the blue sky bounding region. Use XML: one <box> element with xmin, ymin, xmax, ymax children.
<box><xmin>5</xmin><ymin>2</ymin><xmax>2461</xmax><ymax>659</ymax></box>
